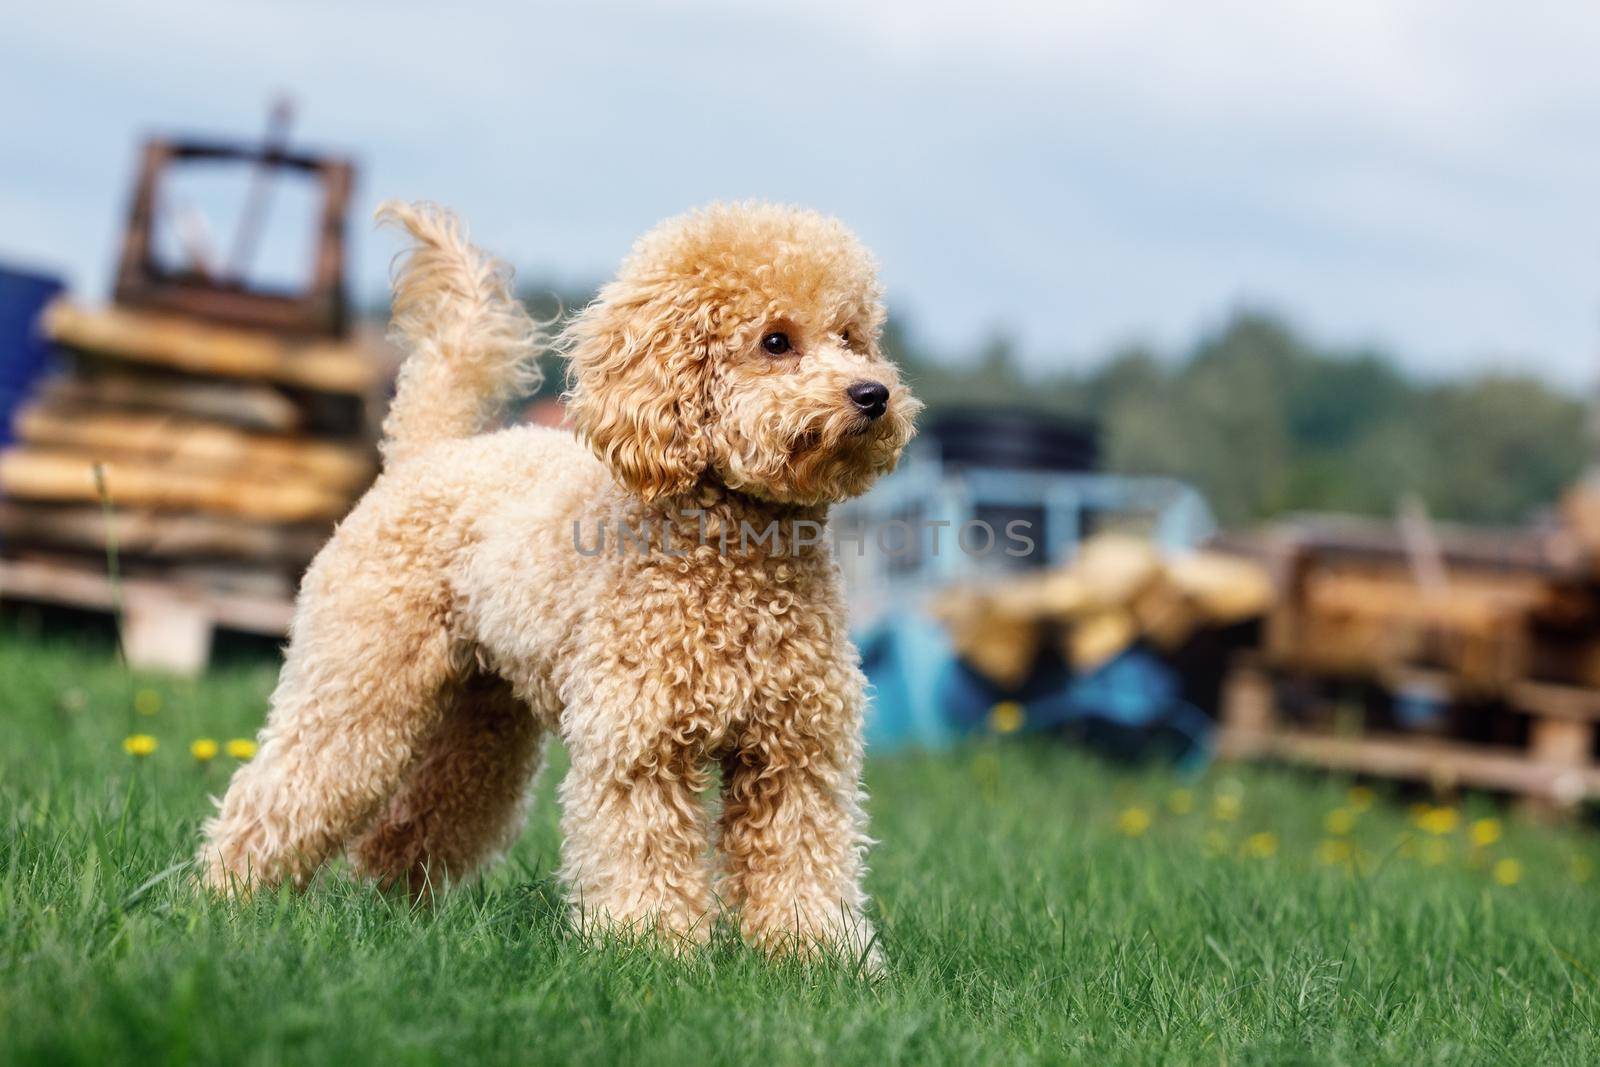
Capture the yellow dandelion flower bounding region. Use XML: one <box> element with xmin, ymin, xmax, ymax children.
<box><xmin>1324</xmin><ymin>808</ymin><xmax>1356</xmax><ymax>835</ymax></box>
<box><xmin>1492</xmin><ymin>858</ymin><xmax>1523</xmax><ymax>886</ymax></box>
<box><xmin>190</xmin><ymin>738</ymin><xmax>219</xmax><ymax>762</ymax></box>
<box><xmin>1421</xmin><ymin>839</ymin><xmax>1450</xmax><ymax>867</ymax></box>
<box><xmin>225</xmin><ymin>738</ymin><xmax>258</xmax><ymax>760</ymax></box>
<box><xmin>1316</xmin><ymin>838</ymin><xmax>1353</xmax><ymax>866</ymax></box>
<box><xmin>1167</xmin><ymin>789</ymin><xmax>1195</xmax><ymax>815</ymax></box>
<box><xmin>122</xmin><ymin>733</ymin><xmax>158</xmax><ymax>757</ymax></box>
<box><xmin>988</xmin><ymin>701</ymin><xmax>1025</xmax><ymax>734</ymax></box>
<box><xmin>1346</xmin><ymin>786</ymin><xmax>1375</xmax><ymax>812</ymax></box>
<box><xmin>1570</xmin><ymin>856</ymin><xmax>1594</xmax><ymax>884</ymax></box>
<box><xmin>1211</xmin><ymin>794</ymin><xmax>1242</xmax><ymax>822</ymax></box>
<box><xmin>1469</xmin><ymin>818</ymin><xmax>1502</xmax><ymax>848</ymax></box>
<box><xmin>1414</xmin><ymin>805</ymin><xmax>1459</xmax><ymax>836</ymax></box>
<box><xmin>134</xmin><ymin>688</ymin><xmax>162</xmax><ymax>716</ymax></box>
<box><xmin>1242</xmin><ymin>832</ymin><xmax>1279</xmax><ymax>859</ymax></box>
<box><xmin>1116</xmin><ymin>807</ymin><xmax>1152</xmax><ymax>837</ymax></box>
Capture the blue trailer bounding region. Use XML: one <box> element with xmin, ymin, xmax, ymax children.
<box><xmin>835</xmin><ymin>409</ymin><xmax>1220</xmax><ymax>765</ymax></box>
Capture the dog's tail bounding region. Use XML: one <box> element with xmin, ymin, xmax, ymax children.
<box><xmin>374</xmin><ymin>201</ymin><xmax>542</xmax><ymax>466</ymax></box>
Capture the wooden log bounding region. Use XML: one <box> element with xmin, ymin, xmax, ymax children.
<box><xmin>1066</xmin><ymin>608</ymin><xmax>1138</xmax><ymax>672</ymax></box>
<box><xmin>163</xmin><ymin>563</ymin><xmax>295</xmax><ymax>599</ymax></box>
<box><xmin>0</xmin><ymin>502</ymin><xmax>328</xmax><ymax>562</ymax></box>
<box><xmin>0</xmin><ymin>447</ymin><xmax>352</xmax><ymax>522</ymax></box>
<box><xmin>1074</xmin><ymin>534</ymin><xmax>1161</xmax><ymax>607</ymax></box>
<box><xmin>1303</xmin><ymin>571</ymin><xmax>1539</xmax><ymax>632</ymax></box>
<box><xmin>1130</xmin><ymin>575</ymin><xmax>1199</xmax><ymax>651</ymax></box>
<box><xmin>931</xmin><ymin>589</ymin><xmax>1042</xmax><ymax>690</ymax></box>
<box><xmin>13</xmin><ymin>404</ymin><xmax>374</xmax><ymax>490</ymax></box>
<box><xmin>44</xmin><ymin>299</ymin><xmax>385</xmax><ymax>395</ymax></box>
<box><xmin>39</xmin><ymin>371</ymin><xmax>303</xmax><ymax>433</ymax></box>
<box><xmin>1277</xmin><ymin>570</ymin><xmax>1539</xmax><ymax>686</ymax></box>
<box><xmin>1167</xmin><ymin>551</ymin><xmax>1275</xmax><ymax>624</ymax></box>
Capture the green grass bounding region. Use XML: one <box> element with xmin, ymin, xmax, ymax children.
<box><xmin>3</xmin><ymin>627</ymin><xmax>1600</xmax><ymax>1065</ymax></box>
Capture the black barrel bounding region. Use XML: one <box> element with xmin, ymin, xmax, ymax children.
<box><xmin>925</xmin><ymin>408</ymin><xmax>1099</xmax><ymax>473</ymax></box>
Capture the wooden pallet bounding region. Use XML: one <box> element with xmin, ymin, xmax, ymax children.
<box><xmin>0</xmin><ymin>556</ymin><xmax>292</xmax><ymax>675</ymax></box>
<box><xmin>1218</xmin><ymin>656</ymin><xmax>1600</xmax><ymax>812</ymax></box>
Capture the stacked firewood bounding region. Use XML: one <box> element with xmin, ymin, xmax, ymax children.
<box><xmin>0</xmin><ymin>299</ymin><xmax>392</xmax><ymax>597</ymax></box>
<box><xmin>931</xmin><ymin>534</ymin><xmax>1274</xmax><ymax>690</ymax></box>
<box><xmin>1206</xmin><ymin>496</ymin><xmax>1600</xmax><ymax>811</ymax></box>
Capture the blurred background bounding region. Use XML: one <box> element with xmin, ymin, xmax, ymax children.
<box><xmin>5</xmin><ymin>1</ymin><xmax>1600</xmax><ymax>812</ymax></box>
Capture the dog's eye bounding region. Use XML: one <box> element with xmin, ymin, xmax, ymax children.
<box><xmin>760</xmin><ymin>331</ymin><xmax>792</xmax><ymax>356</ymax></box>
<box><xmin>840</xmin><ymin>329</ymin><xmax>852</xmax><ymax>347</ymax></box>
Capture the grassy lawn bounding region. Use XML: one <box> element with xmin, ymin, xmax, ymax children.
<box><xmin>4</xmin><ymin>625</ymin><xmax>1600</xmax><ymax>1065</ymax></box>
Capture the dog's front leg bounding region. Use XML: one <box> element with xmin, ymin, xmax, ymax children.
<box><xmin>717</xmin><ymin>706</ymin><xmax>878</xmax><ymax>965</ymax></box>
<box><xmin>557</xmin><ymin>696</ymin><xmax>715</xmax><ymax>948</ymax></box>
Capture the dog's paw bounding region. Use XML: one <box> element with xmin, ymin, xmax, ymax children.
<box><xmin>743</xmin><ymin>911</ymin><xmax>883</xmax><ymax>975</ymax></box>
<box><xmin>194</xmin><ymin>850</ymin><xmax>255</xmax><ymax>899</ymax></box>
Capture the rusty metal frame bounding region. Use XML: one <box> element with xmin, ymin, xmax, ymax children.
<box><xmin>113</xmin><ymin>137</ymin><xmax>354</xmax><ymax>338</ymax></box>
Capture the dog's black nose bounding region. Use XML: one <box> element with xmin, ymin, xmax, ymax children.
<box><xmin>847</xmin><ymin>380</ymin><xmax>889</xmax><ymax>420</ymax></box>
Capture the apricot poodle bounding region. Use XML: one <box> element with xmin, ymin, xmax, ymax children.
<box><xmin>197</xmin><ymin>200</ymin><xmax>920</xmax><ymax>958</ymax></box>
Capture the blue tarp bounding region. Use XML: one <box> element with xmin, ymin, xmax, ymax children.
<box><xmin>860</xmin><ymin>612</ymin><xmax>1213</xmax><ymax>769</ymax></box>
<box><xmin>0</xmin><ymin>265</ymin><xmax>64</xmax><ymax>445</ymax></box>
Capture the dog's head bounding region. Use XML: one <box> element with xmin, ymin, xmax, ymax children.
<box><xmin>563</xmin><ymin>202</ymin><xmax>920</xmax><ymax>506</ymax></box>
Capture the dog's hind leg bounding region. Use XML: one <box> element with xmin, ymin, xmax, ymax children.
<box><xmin>347</xmin><ymin>670</ymin><xmax>546</xmax><ymax>896</ymax></box>
<box><xmin>196</xmin><ymin>561</ymin><xmax>459</xmax><ymax>895</ymax></box>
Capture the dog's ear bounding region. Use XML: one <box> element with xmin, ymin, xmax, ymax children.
<box><xmin>562</xmin><ymin>285</ymin><xmax>712</xmax><ymax>501</ymax></box>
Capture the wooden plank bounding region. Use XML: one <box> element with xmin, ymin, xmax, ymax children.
<box><xmin>1561</xmin><ymin>481</ymin><xmax>1600</xmax><ymax>566</ymax></box>
<box><xmin>14</xmin><ymin>403</ymin><xmax>374</xmax><ymax>490</ymax></box>
<box><xmin>1366</xmin><ymin>666</ymin><xmax>1600</xmax><ymax>724</ymax></box>
<box><xmin>1258</xmin><ymin>514</ymin><xmax>1580</xmax><ymax>576</ymax></box>
<box><xmin>1219</xmin><ymin>726</ymin><xmax>1600</xmax><ymax>802</ymax></box>
<box><xmin>1217</xmin><ymin>660</ymin><xmax>1277</xmax><ymax>757</ymax></box>
<box><xmin>0</xmin><ymin>447</ymin><xmax>354</xmax><ymax>522</ymax></box>
<box><xmin>0</xmin><ymin>556</ymin><xmax>293</xmax><ymax>637</ymax></box>
<box><xmin>0</xmin><ymin>503</ymin><xmax>328</xmax><ymax>562</ymax></box>
<box><xmin>1529</xmin><ymin>717</ymin><xmax>1594</xmax><ymax>769</ymax></box>
<box><xmin>1524</xmin><ymin>717</ymin><xmax>1596</xmax><ymax>815</ymax></box>
<box><xmin>122</xmin><ymin>596</ymin><xmax>215</xmax><ymax>675</ymax></box>
<box><xmin>44</xmin><ymin>299</ymin><xmax>384</xmax><ymax>395</ymax></box>
<box><xmin>1512</xmin><ymin>679</ymin><xmax>1600</xmax><ymax>722</ymax></box>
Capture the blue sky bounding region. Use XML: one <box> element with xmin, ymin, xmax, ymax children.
<box><xmin>4</xmin><ymin>1</ymin><xmax>1599</xmax><ymax>387</ymax></box>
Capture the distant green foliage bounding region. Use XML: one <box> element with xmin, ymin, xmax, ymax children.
<box><xmin>516</xmin><ymin>280</ymin><xmax>1589</xmax><ymax>526</ymax></box>
<box><xmin>517</xmin><ymin>281</ymin><xmax>596</xmax><ymax>402</ymax></box>
<box><xmin>888</xmin><ymin>311</ymin><xmax>1590</xmax><ymax>526</ymax></box>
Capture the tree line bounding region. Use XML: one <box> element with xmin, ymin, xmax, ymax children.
<box><xmin>525</xmin><ymin>285</ymin><xmax>1591</xmax><ymax>527</ymax></box>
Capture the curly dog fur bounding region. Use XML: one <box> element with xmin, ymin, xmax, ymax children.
<box><xmin>197</xmin><ymin>200</ymin><xmax>920</xmax><ymax>958</ymax></box>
